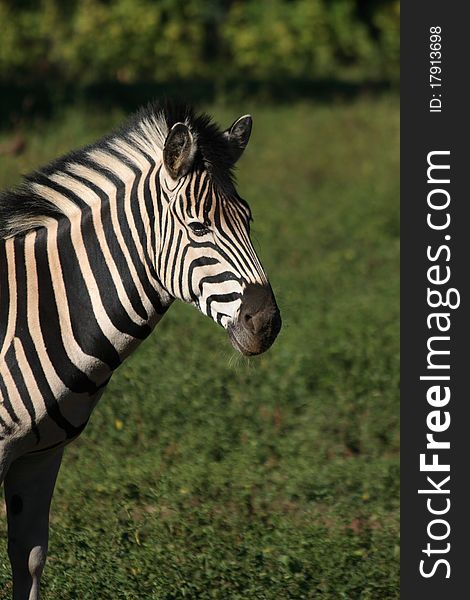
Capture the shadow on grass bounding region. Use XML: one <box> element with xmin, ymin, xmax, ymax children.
<box><xmin>0</xmin><ymin>77</ymin><xmax>395</xmax><ymax>130</ymax></box>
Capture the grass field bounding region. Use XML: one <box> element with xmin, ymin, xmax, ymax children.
<box><xmin>0</xmin><ymin>95</ymin><xmax>399</xmax><ymax>599</ymax></box>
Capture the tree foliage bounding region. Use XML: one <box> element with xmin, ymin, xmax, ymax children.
<box><xmin>0</xmin><ymin>0</ymin><xmax>399</xmax><ymax>85</ymax></box>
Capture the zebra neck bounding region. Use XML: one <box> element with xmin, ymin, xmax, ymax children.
<box><xmin>0</xmin><ymin>197</ymin><xmax>172</xmax><ymax>398</ymax></box>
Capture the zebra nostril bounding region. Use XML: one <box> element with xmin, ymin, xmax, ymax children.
<box><xmin>243</xmin><ymin>312</ymin><xmax>255</xmax><ymax>332</ymax></box>
<box><xmin>238</xmin><ymin>284</ymin><xmax>281</xmax><ymax>342</ymax></box>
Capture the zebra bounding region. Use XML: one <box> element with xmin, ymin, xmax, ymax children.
<box><xmin>0</xmin><ymin>100</ymin><xmax>281</xmax><ymax>599</ymax></box>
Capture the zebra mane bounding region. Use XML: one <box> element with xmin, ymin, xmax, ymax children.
<box><xmin>0</xmin><ymin>99</ymin><xmax>237</xmax><ymax>239</ymax></box>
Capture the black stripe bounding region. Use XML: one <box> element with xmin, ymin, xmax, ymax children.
<box><xmin>187</xmin><ymin>256</ymin><xmax>220</xmax><ymax>301</ymax></box>
<box><xmin>152</xmin><ymin>166</ymin><xmax>164</xmax><ymax>255</ymax></box>
<box><xmin>206</xmin><ymin>292</ymin><xmax>242</xmax><ymax>319</ymax></box>
<box><xmin>87</xmin><ymin>162</ymin><xmax>166</xmax><ymax>314</ymax></box>
<box><xmin>105</xmin><ymin>147</ymin><xmax>159</xmax><ymax>282</ymax></box>
<box><xmin>0</xmin><ymin>374</ymin><xmax>19</xmax><ymax>424</ymax></box>
<box><xmin>216</xmin><ymin>312</ymin><xmax>230</xmax><ymax>325</ymax></box>
<box><xmin>212</xmin><ymin>204</ymin><xmax>256</xmax><ymax>278</ymax></box>
<box><xmin>185</xmin><ymin>182</ymin><xmax>194</xmax><ymax>218</ymax></box>
<box><xmin>56</xmin><ymin>219</ymin><xmax>122</xmax><ymax>370</ymax></box>
<box><xmin>78</xmin><ymin>211</ymin><xmax>151</xmax><ymax>340</ymax></box>
<box><xmin>194</xmin><ymin>171</ymin><xmax>205</xmax><ymax>214</ymax></box>
<box><xmin>198</xmin><ymin>271</ymin><xmax>241</xmax><ymax>294</ymax></box>
<box><xmin>142</xmin><ymin>160</ymin><xmax>157</xmax><ymax>265</ymax></box>
<box><xmin>5</xmin><ymin>343</ymin><xmax>39</xmax><ymax>442</ymax></box>
<box><xmin>178</xmin><ymin>241</ymin><xmax>190</xmax><ymax>299</ymax></box>
<box><xmin>35</xmin><ymin>226</ymin><xmax>118</xmax><ymax>388</ymax></box>
<box><xmin>203</xmin><ymin>179</ymin><xmax>213</xmax><ymax>219</ymax></box>
<box><xmin>36</xmin><ymin>174</ymin><xmax>149</xmax><ymax>338</ymax></box>
<box><xmin>170</xmin><ymin>230</ymin><xmax>183</xmax><ymax>297</ymax></box>
<box><xmin>13</xmin><ymin>234</ymin><xmax>98</xmax><ymax>436</ymax></box>
<box><xmin>0</xmin><ymin>240</ymin><xmax>9</xmax><ymax>352</ymax></box>
<box><xmin>65</xmin><ymin>169</ymin><xmax>149</xmax><ymax>321</ymax></box>
<box><xmin>34</xmin><ymin>173</ymin><xmax>91</xmax><ymax>212</ymax></box>
<box><xmin>188</xmin><ymin>238</ymin><xmax>241</xmax><ymax>273</ymax></box>
<box><xmin>161</xmin><ymin>215</ymin><xmax>176</xmax><ymax>287</ymax></box>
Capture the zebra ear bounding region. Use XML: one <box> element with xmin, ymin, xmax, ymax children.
<box><xmin>224</xmin><ymin>115</ymin><xmax>252</xmax><ymax>163</ymax></box>
<box><xmin>163</xmin><ymin>122</ymin><xmax>196</xmax><ymax>180</ymax></box>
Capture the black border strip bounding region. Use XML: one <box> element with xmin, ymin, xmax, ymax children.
<box><xmin>401</xmin><ymin>3</ymin><xmax>470</xmax><ymax>597</ymax></box>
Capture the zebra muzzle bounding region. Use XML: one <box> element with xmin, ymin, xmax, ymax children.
<box><xmin>228</xmin><ymin>284</ymin><xmax>281</xmax><ymax>356</ymax></box>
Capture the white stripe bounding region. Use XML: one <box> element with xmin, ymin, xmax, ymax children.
<box><xmin>49</xmin><ymin>172</ymin><xmax>147</xmax><ymax>328</ymax></box>
<box><xmin>24</xmin><ymin>232</ymin><xmax>87</xmax><ymax>401</ymax></box>
<box><xmin>65</xmin><ymin>162</ymin><xmax>157</xmax><ymax>316</ymax></box>
<box><xmin>108</xmin><ymin>138</ymin><xmax>158</xmax><ymax>263</ymax></box>
<box><xmin>0</xmin><ymin>239</ymin><xmax>17</xmax><ymax>359</ymax></box>
<box><xmin>1</xmin><ymin>353</ymin><xmax>31</xmax><ymax>426</ymax></box>
<box><xmin>46</xmin><ymin>220</ymin><xmax>111</xmax><ymax>381</ymax></box>
<box><xmin>87</xmin><ymin>149</ymin><xmax>161</xmax><ymax>290</ymax></box>
<box><xmin>31</xmin><ymin>182</ymin><xmax>81</xmax><ymax>218</ymax></box>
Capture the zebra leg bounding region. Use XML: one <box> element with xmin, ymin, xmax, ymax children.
<box><xmin>4</xmin><ymin>448</ymin><xmax>64</xmax><ymax>600</ymax></box>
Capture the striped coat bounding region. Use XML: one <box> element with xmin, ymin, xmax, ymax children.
<box><xmin>0</xmin><ymin>101</ymin><xmax>280</xmax><ymax>600</ymax></box>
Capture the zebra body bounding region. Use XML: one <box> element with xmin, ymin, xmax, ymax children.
<box><xmin>0</xmin><ymin>149</ymin><xmax>171</xmax><ymax>461</ymax></box>
<box><xmin>0</xmin><ymin>101</ymin><xmax>280</xmax><ymax>599</ymax></box>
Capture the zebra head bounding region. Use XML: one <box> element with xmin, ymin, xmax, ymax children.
<box><xmin>154</xmin><ymin>110</ymin><xmax>281</xmax><ymax>356</ymax></box>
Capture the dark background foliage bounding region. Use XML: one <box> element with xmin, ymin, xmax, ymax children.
<box><xmin>0</xmin><ymin>0</ymin><xmax>399</xmax><ymax>125</ymax></box>
<box><xmin>1</xmin><ymin>0</ymin><xmax>399</xmax><ymax>85</ymax></box>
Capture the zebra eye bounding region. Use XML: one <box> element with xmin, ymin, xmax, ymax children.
<box><xmin>189</xmin><ymin>221</ymin><xmax>210</xmax><ymax>236</ymax></box>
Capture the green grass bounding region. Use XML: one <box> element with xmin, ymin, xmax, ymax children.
<box><xmin>0</xmin><ymin>95</ymin><xmax>399</xmax><ymax>599</ymax></box>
